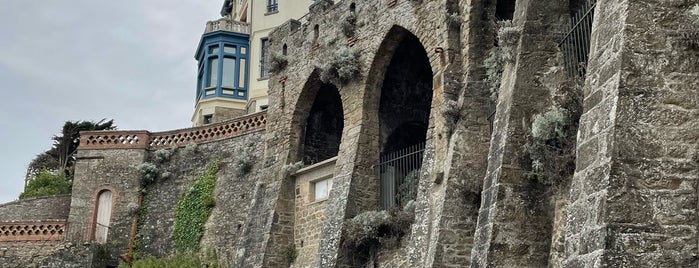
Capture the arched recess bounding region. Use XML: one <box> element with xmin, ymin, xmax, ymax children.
<box><xmin>89</xmin><ymin>186</ymin><xmax>118</xmax><ymax>244</ymax></box>
<box><xmin>287</xmin><ymin>70</ymin><xmax>345</xmax><ymax>165</ymax></box>
<box><xmin>361</xmin><ymin>25</ymin><xmax>434</xmax><ymax>210</ymax></box>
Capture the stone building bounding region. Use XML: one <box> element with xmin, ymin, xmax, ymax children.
<box><xmin>1</xmin><ymin>0</ymin><xmax>697</xmax><ymax>267</ymax></box>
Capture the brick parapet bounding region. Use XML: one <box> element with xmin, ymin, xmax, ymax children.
<box><xmin>78</xmin><ymin>111</ymin><xmax>267</xmax><ymax>150</ymax></box>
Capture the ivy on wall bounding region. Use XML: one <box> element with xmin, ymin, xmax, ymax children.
<box><xmin>174</xmin><ymin>158</ymin><xmax>220</xmax><ymax>252</ymax></box>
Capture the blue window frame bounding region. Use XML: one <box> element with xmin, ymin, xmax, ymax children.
<box><xmin>195</xmin><ymin>32</ymin><xmax>250</xmax><ymax>103</ymax></box>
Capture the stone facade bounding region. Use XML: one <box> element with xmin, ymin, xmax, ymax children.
<box><xmin>2</xmin><ymin>0</ymin><xmax>697</xmax><ymax>267</ymax></box>
<box><xmin>0</xmin><ymin>195</ymin><xmax>71</xmax><ymax>222</ymax></box>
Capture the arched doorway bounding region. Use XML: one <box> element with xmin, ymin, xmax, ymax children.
<box><xmin>94</xmin><ymin>190</ymin><xmax>113</xmax><ymax>244</ymax></box>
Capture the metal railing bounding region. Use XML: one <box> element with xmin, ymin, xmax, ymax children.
<box><xmin>559</xmin><ymin>0</ymin><xmax>597</xmax><ymax>78</ymax></box>
<box><xmin>377</xmin><ymin>143</ymin><xmax>425</xmax><ymax>209</ymax></box>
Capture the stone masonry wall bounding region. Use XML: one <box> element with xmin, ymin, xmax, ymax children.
<box><xmin>66</xmin><ymin>148</ymin><xmax>145</xmax><ymax>266</ymax></box>
<box><xmin>564</xmin><ymin>0</ymin><xmax>699</xmax><ymax>266</ymax></box>
<box><xmin>0</xmin><ymin>195</ymin><xmax>71</xmax><ymax>222</ymax></box>
<box><xmin>138</xmin><ymin>130</ymin><xmax>265</xmax><ymax>267</ymax></box>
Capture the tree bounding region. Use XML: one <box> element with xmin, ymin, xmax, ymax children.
<box><xmin>25</xmin><ymin>119</ymin><xmax>116</xmax><ymax>185</ymax></box>
<box><xmin>19</xmin><ymin>170</ymin><xmax>71</xmax><ymax>199</ymax></box>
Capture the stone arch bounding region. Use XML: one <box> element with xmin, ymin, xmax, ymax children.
<box><xmin>288</xmin><ymin>69</ymin><xmax>345</xmax><ymax>164</ymax></box>
<box><xmin>88</xmin><ymin>185</ymin><xmax>118</xmax><ymax>243</ymax></box>
<box><xmin>356</xmin><ymin>25</ymin><xmax>435</xmax><ymax>211</ymax></box>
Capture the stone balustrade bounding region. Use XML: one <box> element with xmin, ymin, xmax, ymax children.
<box><xmin>205</xmin><ymin>18</ymin><xmax>250</xmax><ymax>34</ymax></box>
<box><xmin>79</xmin><ymin>111</ymin><xmax>266</xmax><ymax>150</ymax></box>
<box><xmin>0</xmin><ymin>221</ymin><xmax>65</xmax><ymax>241</ymax></box>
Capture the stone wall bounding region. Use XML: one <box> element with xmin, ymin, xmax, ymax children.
<box><xmin>0</xmin><ymin>240</ymin><xmax>63</xmax><ymax>268</ymax></box>
<box><xmin>0</xmin><ymin>195</ymin><xmax>71</xmax><ymax>222</ymax></box>
<box><xmin>66</xmin><ymin>148</ymin><xmax>145</xmax><ymax>266</ymax></box>
<box><xmin>292</xmin><ymin>158</ymin><xmax>335</xmax><ymax>267</ymax></box>
<box><xmin>137</xmin><ymin>130</ymin><xmax>265</xmax><ymax>266</ymax></box>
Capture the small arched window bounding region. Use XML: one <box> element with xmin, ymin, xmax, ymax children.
<box><xmin>283</xmin><ymin>43</ymin><xmax>288</xmax><ymax>56</ymax></box>
<box><xmin>313</xmin><ymin>25</ymin><xmax>320</xmax><ymax>45</ymax></box>
<box><xmin>94</xmin><ymin>190</ymin><xmax>113</xmax><ymax>244</ymax></box>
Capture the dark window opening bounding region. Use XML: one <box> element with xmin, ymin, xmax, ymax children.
<box><xmin>203</xmin><ymin>114</ymin><xmax>213</xmax><ymax>124</ymax></box>
<box><xmin>282</xmin><ymin>43</ymin><xmax>288</xmax><ymax>56</ymax></box>
<box><xmin>267</xmin><ymin>0</ymin><xmax>278</xmax><ymax>13</ymax></box>
<box><xmin>313</xmin><ymin>25</ymin><xmax>320</xmax><ymax>45</ymax></box>
<box><xmin>495</xmin><ymin>0</ymin><xmax>516</xmax><ymax>20</ymax></box>
<box><xmin>301</xmin><ymin>83</ymin><xmax>344</xmax><ymax>165</ymax></box>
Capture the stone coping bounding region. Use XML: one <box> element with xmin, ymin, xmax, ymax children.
<box><xmin>293</xmin><ymin>156</ymin><xmax>338</xmax><ymax>176</ymax></box>
<box><xmin>0</xmin><ymin>194</ymin><xmax>70</xmax><ymax>208</ymax></box>
<box><xmin>78</xmin><ymin>111</ymin><xmax>267</xmax><ymax>150</ymax></box>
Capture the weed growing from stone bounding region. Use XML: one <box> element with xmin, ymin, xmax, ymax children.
<box><xmin>174</xmin><ymin>159</ymin><xmax>220</xmax><ymax>252</ymax></box>
<box><xmin>119</xmin><ymin>252</ymin><xmax>218</xmax><ymax>268</ymax></box>
<box><xmin>397</xmin><ymin>170</ymin><xmax>420</xmax><ymax>209</ymax></box>
<box><xmin>689</xmin><ymin>4</ymin><xmax>699</xmax><ymax>26</ymax></box>
<box><xmin>184</xmin><ymin>142</ymin><xmax>198</xmax><ymax>156</ymax></box>
<box><xmin>282</xmin><ymin>161</ymin><xmax>305</xmax><ymax>175</ymax></box>
<box><xmin>234</xmin><ymin>149</ymin><xmax>255</xmax><ymax>177</ymax></box>
<box><xmin>320</xmin><ymin>47</ymin><xmax>360</xmax><ymax>84</ymax></box>
<box><xmin>284</xmin><ymin>245</ymin><xmax>298</xmax><ymax>264</ymax></box>
<box><xmin>485</xmin><ymin>20</ymin><xmax>522</xmax><ymax>101</ymax></box>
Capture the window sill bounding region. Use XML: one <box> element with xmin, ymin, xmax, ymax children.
<box><xmin>264</xmin><ymin>10</ymin><xmax>278</xmax><ymax>16</ymax></box>
<box><xmin>258</xmin><ymin>76</ymin><xmax>270</xmax><ymax>81</ymax></box>
<box><xmin>309</xmin><ymin>198</ymin><xmax>328</xmax><ymax>205</ymax></box>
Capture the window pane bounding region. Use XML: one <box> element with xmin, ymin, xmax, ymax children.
<box><xmin>260</xmin><ymin>39</ymin><xmax>269</xmax><ymax>77</ymax></box>
<box><xmin>239</xmin><ymin>58</ymin><xmax>246</xmax><ymax>88</ymax></box>
<box><xmin>224</xmin><ymin>45</ymin><xmax>236</xmax><ymax>54</ymax></box>
<box><xmin>240</xmin><ymin>47</ymin><xmax>247</xmax><ymax>54</ymax></box>
<box><xmin>209</xmin><ymin>45</ymin><xmax>219</xmax><ymax>55</ymax></box>
<box><xmin>314</xmin><ymin>178</ymin><xmax>333</xmax><ymax>200</ymax></box>
<box><xmin>207</xmin><ymin>58</ymin><xmax>219</xmax><ymax>87</ymax></box>
<box><xmin>222</xmin><ymin>57</ymin><xmax>236</xmax><ymax>88</ymax></box>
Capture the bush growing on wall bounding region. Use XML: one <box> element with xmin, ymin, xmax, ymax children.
<box><xmin>320</xmin><ymin>47</ymin><xmax>360</xmax><ymax>84</ymax></box>
<box><xmin>174</xmin><ymin>159</ymin><xmax>220</xmax><ymax>252</ymax></box>
<box><xmin>269</xmin><ymin>53</ymin><xmax>289</xmax><ymax>74</ymax></box>
<box><xmin>152</xmin><ymin>149</ymin><xmax>173</xmax><ymax>164</ymax></box>
<box><xmin>397</xmin><ymin>170</ymin><xmax>419</xmax><ymax>209</ymax></box>
<box><xmin>119</xmin><ymin>252</ymin><xmax>218</xmax><ymax>268</ymax></box>
<box><xmin>485</xmin><ymin>20</ymin><xmax>522</xmax><ymax>101</ymax></box>
<box><xmin>340</xmin><ymin>12</ymin><xmax>357</xmax><ymax>37</ymax></box>
<box><xmin>138</xmin><ymin>163</ymin><xmax>159</xmax><ymax>187</ymax></box>
<box><xmin>342</xmin><ymin>205</ymin><xmax>415</xmax><ymax>252</ymax></box>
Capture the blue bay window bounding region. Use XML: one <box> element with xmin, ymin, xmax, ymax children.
<box><xmin>195</xmin><ymin>31</ymin><xmax>250</xmax><ymax>103</ymax></box>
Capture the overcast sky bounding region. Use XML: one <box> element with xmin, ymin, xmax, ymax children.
<box><xmin>0</xmin><ymin>0</ymin><xmax>222</xmax><ymax>203</ymax></box>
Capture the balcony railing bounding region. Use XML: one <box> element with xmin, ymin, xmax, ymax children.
<box><xmin>205</xmin><ymin>18</ymin><xmax>250</xmax><ymax>34</ymax></box>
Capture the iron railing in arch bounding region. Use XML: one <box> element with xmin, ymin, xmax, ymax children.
<box><xmin>377</xmin><ymin>142</ymin><xmax>425</xmax><ymax>209</ymax></box>
<box><xmin>559</xmin><ymin>0</ymin><xmax>597</xmax><ymax>78</ymax></box>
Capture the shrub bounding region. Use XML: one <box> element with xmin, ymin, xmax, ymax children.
<box><xmin>153</xmin><ymin>149</ymin><xmax>173</xmax><ymax>164</ymax></box>
<box><xmin>234</xmin><ymin>150</ymin><xmax>255</xmax><ymax>177</ymax></box>
<box><xmin>442</xmin><ymin>99</ymin><xmax>460</xmax><ymax>130</ymax></box>
<box><xmin>138</xmin><ymin>163</ymin><xmax>159</xmax><ymax>187</ymax></box>
<box><xmin>342</xmin><ymin>207</ymin><xmax>415</xmax><ymax>251</ymax></box>
<box><xmin>526</xmin><ymin>107</ymin><xmax>578</xmax><ymax>188</ymax></box>
<box><xmin>320</xmin><ymin>47</ymin><xmax>360</xmax><ymax>84</ymax></box>
<box><xmin>282</xmin><ymin>161</ymin><xmax>305</xmax><ymax>175</ymax></box>
<box><xmin>269</xmin><ymin>53</ymin><xmax>288</xmax><ymax>73</ymax></box>
<box><xmin>497</xmin><ymin>20</ymin><xmax>522</xmax><ymax>63</ymax></box>
<box><xmin>184</xmin><ymin>142</ymin><xmax>198</xmax><ymax>156</ymax></box>
<box><xmin>485</xmin><ymin>20</ymin><xmax>522</xmax><ymax>101</ymax></box>
<box><xmin>19</xmin><ymin>170</ymin><xmax>71</xmax><ymax>199</ymax></box>
<box><xmin>397</xmin><ymin>170</ymin><xmax>420</xmax><ymax>209</ymax></box>
<box><xmin>531</xmin><ymin>107</ymin><xmax>569</xmax><ymax>140</ymax></box>
<box><xmin>340</xmin><ymin>12</ymin><xmax>357</xmax><ymax>37</ymax></box>
<box><xmin>174</xmin><ymin>159</ymin><xmax>220</xmax><ymax>252</ymax></box>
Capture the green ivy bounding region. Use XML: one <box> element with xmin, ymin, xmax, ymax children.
<box><xmin>174</xmin><ymin>159</ymin><xmax>220</xmax><ymax>252</ymax></box>
<box><xmin>118</xmin><ymin>252</ymin><xmax>217</xmax><ymax>268</ymax></box>
<box><xmin>133</xmin><ymin>194</ymin><xmax>149</xmax><ymax>260</ymax></box>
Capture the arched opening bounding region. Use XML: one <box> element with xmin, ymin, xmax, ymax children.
<box><xmin>301</xmin><ymin>83</ymin><xmax>344</xmax><ymax>164</ymax></box>
<box><xmin>282</xmin><ymin>43</ymin><xmax>288</xmax><ymax>56</ymax></box>
<box><xmin>376</xmin><ymin>32</ymin><xmax>433</xmax><ymax>209</ymax></box>
<box><xmin>313</xmin><ymin>24</ymin><xmax>320</xmax><ymax>45</ymax></box>
<box><xmin>94</xmin><ymin>190</ymin><xmax>113</xmax><ymax>244</ymax></box>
